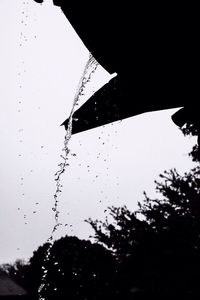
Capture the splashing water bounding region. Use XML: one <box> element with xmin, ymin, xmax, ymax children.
<box><xmin>38</xmin><ymin>53</ymin><xmax>99</xmax><ymax>300</ymax></box>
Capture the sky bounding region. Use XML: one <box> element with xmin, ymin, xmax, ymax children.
<box><xmin>0</xmin><ymin>0</ymin><xmax>196</xmax><ymax>264</ymax></box>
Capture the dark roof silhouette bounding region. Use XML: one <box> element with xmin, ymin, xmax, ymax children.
<box><xmin>33</xmin><ymin>1</ymin><xmax>199</xmax><ymax>134</ymax></box>
<box><xmin>0</xmin><ymin>271</ymin><xmax>27</xmax><ymax>296</ymax></box>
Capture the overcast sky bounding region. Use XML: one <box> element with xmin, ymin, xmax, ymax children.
<box><xmin>0</xmin><ymin>0</ymin><xmax>196</xmax><ymax>264</ymax></box>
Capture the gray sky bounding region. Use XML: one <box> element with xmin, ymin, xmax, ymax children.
<box><xmin>0</xmin><ymin>0</ymin><xmax>196</xmax><ymax>264</ymax></box>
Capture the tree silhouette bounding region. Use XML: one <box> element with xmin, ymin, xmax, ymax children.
<box><xmin>12</xmin><ymin>236</ymin><xmax>116</xmax><ymax>299</ymax></box>
<box><xmin>88</xmin><ymin>161</ymin><xmax>200</xmax><ymax>297</ymax></box>
<box><xmin>181</xmin><ymin>122</ymin><xmax>200</xmax><ymax>162</ymax></box>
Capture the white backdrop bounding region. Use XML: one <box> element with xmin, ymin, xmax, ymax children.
<box><xmin>0</xmin><ymin>0</ymin><xmax>195</xmax><ymax>263</ymax></box>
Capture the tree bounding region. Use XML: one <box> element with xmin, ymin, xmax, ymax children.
<box><xmin>88</xmin><ymin>160</ymin><xmax>200</xmax><ymax>297</ymax></box>
<box><xmin>9</xmin><ymin>236</ymin><xmax>117</xmax><ymax>300</ymax></box>
<box><xmin>181</xmin><ymin>122</ymin><xmax>200</xmax><ymax>162</ymax></box>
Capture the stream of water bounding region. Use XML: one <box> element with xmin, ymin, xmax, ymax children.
<box><xmin>38</xmin><ymin>53</ymin><xmax>99</xmax><ymax>300</ymax></box>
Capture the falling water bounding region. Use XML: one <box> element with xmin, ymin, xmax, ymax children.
<box><xmin>17</xmin><ymin>0</ymin><xmax>30</xmax><ymax>228</ymax></box>
<box><xmin>38</xmin><ymin>53</ymin><xmax>99</xmax><ymax>300</ymax></box>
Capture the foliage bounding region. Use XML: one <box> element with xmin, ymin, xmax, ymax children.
<box><xmin>181</xmin><ymin>123</ymin><xmax>200</xmax><ymax>162</ymax></box>
<box><xmin>1</xmin><ymin>237</ymin><xmax>117</xmax><ymax>299</ymax></box>
<box><xmin>87</xmin><ymin>166</ymin><xmax>200</xmax><ymax>297</ymax></box>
